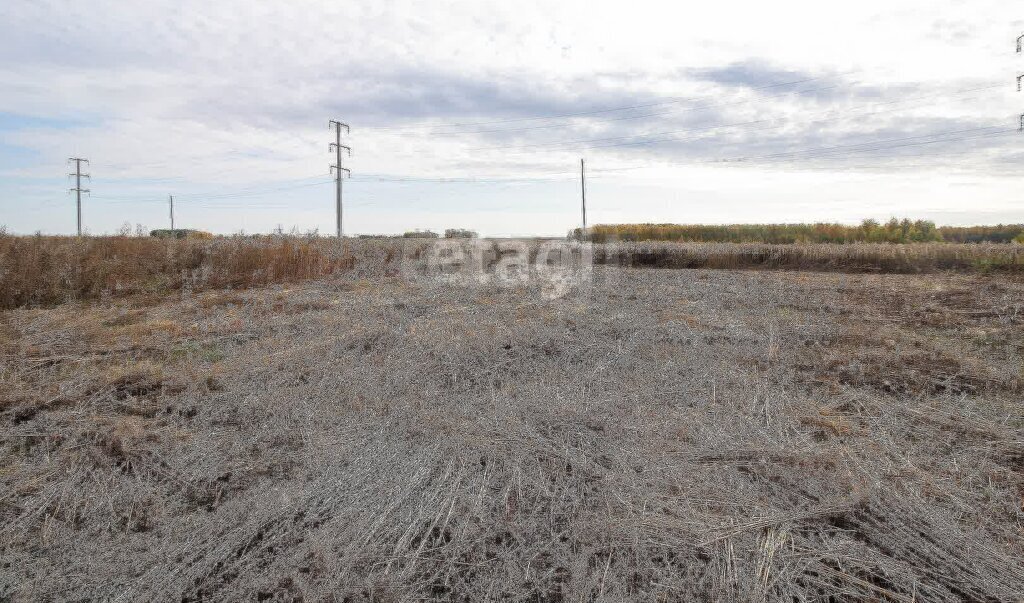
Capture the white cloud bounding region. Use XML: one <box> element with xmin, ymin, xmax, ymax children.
<box><xmin>1</xmin><ymin>0</ymin><xmax>1021</xmax><ymax>235</ymax></box>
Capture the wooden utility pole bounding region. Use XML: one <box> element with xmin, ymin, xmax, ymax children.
<box><xmin>68</xmin><ymin>158</ymin><xmax>89</xmax><ymax>236</ymax></box>
<box><xmin>169</xmin><ymin>194</ymin><xmax>175</xmax><ymax>235</ymax></box>
<box><xmin>329</xmin><ymin>120</ymin><xmax>351</xmax><ymax>238</ymax></box>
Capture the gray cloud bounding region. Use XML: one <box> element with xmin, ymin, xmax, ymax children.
<box><xmin>2</xmin><ymin>0</ymin><xmax>1020</xmax><ymax>235</ymax></box>
<box><xmin>690</xmin><ymin>61</ymin><xmax>812</xmax><ymax>89</ymax></box>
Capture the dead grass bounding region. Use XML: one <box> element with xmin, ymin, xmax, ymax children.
<box><xmin>3</xmin><ymin>234</ymin><xmax>1023</xmax><ymax>311</ymax></box>
<box><xmin>598</xmin><ymin>241</ymin><xmax>1024</xmax><ymax>273</ymax></box>
<box><xmin>817</xmin><ymin>327</ymin><xmax>1020</xmax><ymax>396</ymax></box>
<box><xmin>1</xmin><ymin>265</ymin><xmax>1022</xmax><ymax>601</ymax></box>
<box><xmin>0</xmin><ymin>234</ymin><xmax>393</xmax><ymax>310</ymax></box>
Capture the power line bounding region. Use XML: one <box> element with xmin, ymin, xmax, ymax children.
<box><xmin>71</xmin><ymin>121</ymin><xmax>1014</xmax><ymax>208</ymax></box>
<box><xmin>785</xmin><ymin>131</ymin><xmax>1018</xmax><ymax>162</ymax></box>
<box><xmin>175</xmin><ymin>178</ymin><xmax>335</xmax><ymax>201</ymax></box>
<box><xmin>24</xmin><ymin>199</ymin><xmax>69</xmax><ymax>211</ymax></box>
<box><xmin>720</xmin><ymin>129</ymin><xmax>1017</xmax><ymax>165</ymax></box>
<box><xmin>529</xmin><ymin>103</ymin><xmax>1014</xmax><ymax>158</ymax></box>
<box><xmin>477</xmin><ymin>118</ymin><xmax>768</xmax><ymax>153</ymax></box>
<box><xmin>725</xmin><ymin>125</ymin><xmax>1004</xmax><ymax>162</ymax></box>
<box><xmin>350</xmin><ymin>174</ymin><xmax>571</xmax><ymax>183</ymax></box>
<box><xmin>89</xmin><ymin>177</ymin><xmax>335</xmax><ymax>204</ymax></box>
<box><xmin>41</xmin><ymin>110</ymin><xmax>1015</xmax><ymax>236</ymax></box>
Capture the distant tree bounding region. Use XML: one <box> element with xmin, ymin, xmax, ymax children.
<box><xmin>150</xmin><ymin>229</ymin><xmax>213</xmax><ymax>239</ymax></box>
<box><xmin>584</xmin><ymin>218</ymin><xmax>952</xmax><ymax>244</ymax></box>
<box><xmin>444</xmin><ymin>228</ymin><xmax>477</xmax><ymax>239</ymax></box>
<box><xmin>940</xmin><ymin>224</ymin><xmax>1024</xmax><ymax>243</ymax></box>
<box><xmin>403</xmin><ymin>230</ymin><xmax>439</xmax><ymax>238</ymax></box>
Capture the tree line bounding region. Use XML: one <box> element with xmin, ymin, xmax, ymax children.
<box><xmin>574</xmin><ymin>219</ymin><xmax>1024</xmax><ymax>244</ymax></box>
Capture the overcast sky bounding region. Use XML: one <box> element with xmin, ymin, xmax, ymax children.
<box><xmin>1</xmin><ymin>0</ymin><xmax>1022</xmax><ymax>236</ymax></box>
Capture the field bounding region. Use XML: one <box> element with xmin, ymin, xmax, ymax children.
<box><xmin>3</xmin><ymin>235</ymin><xmax>1024</xmax><ymax>310</ymax></box>
<box><xmin>1</xmin><ymin>241</ymin><xmax>1024</xmax><ymax>601</ymax></box>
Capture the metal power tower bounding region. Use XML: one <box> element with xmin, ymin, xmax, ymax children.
<box><xmin>329</xmin><ymin>120</ymin><xmax>351</xmax><ymax>238</ymax></box>
<box><xmin>68</xmin><ymin>158</ymin><xmax>90</xmax><ymax>236</ymax></box>
<box><xmin>1018</xmin><ymin>34</ymin><xmax>1024</xmax><ymax>131</ymax></box>
<box><xmin>169</xmin><ymin>194</ymin><xmax>175</xmax><ymax>235</ymax></box>
<box><xmin>580</xmin><ymin>158</ymin><xmax>587</xmax><ymax>239</ymax></box>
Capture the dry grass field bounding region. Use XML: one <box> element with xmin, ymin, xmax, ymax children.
<box><xmin>1</xmin><ymin>244</ymin><xmax>1023</xmax><ymax>600</ymax></box>
<box><xmin>3</xmin><ymin>235</ymin><xmax>1023</xmax><ymax>310</ymax></box>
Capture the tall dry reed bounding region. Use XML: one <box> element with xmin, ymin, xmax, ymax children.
<box><xmin>2</xmin><ymin>234</ymin><xmax>1022</xmax><ymax>310</ymax></box>
<box><xmin>0</xmin><ymin>235</ymin><xmax>371</xmax><ymax>309</ymax></box>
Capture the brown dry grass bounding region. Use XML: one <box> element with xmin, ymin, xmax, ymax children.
<box><xmin>0</xmin><ymin>234</ymin><xmax>368</xmax><ymax>310</ymax></box>
<box><xmin>598</xmin><ymin>241</ymin><xmax>1024</xmax><ymax>273</ymax></box>
<box><xmin>1</xmin><ymin>268</ymin><xmax>1022</xmax><ymax>601</ymax></box>
<box><xmin>3</xmin><ymin>234</ymin><xmax>1024</xmax><ymax>311</ymax></box>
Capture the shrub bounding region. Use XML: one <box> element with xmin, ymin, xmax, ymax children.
<box><xmin>444</xmin><ymin>229</ymin><xmax>477</xmax><ymax>239</ymax></box>
<box><xmin>150</xmin><ymin>229</ymin><xmax>214</xmax><ymax>239</ymax></box>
